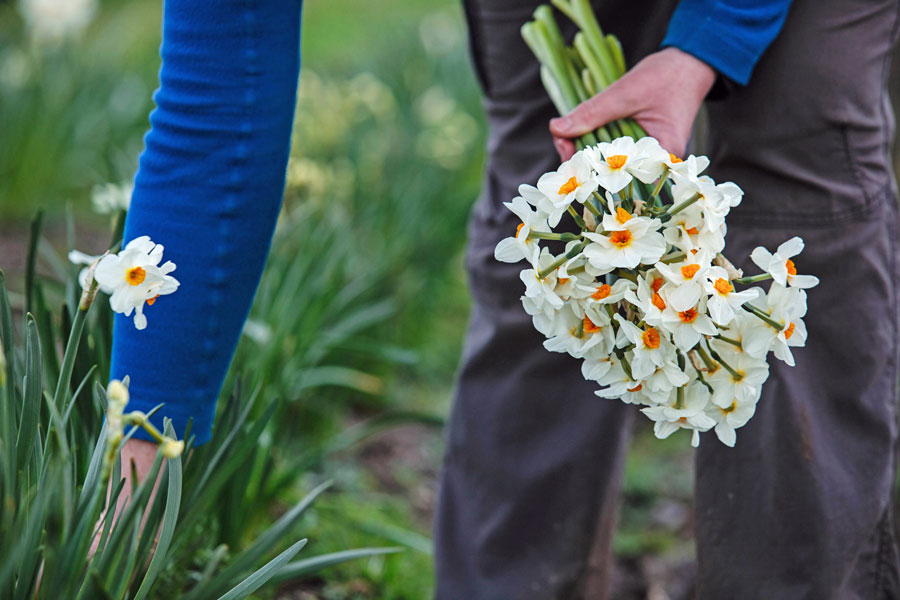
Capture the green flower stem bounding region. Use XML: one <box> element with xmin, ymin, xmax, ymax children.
<box><xmin>694</xmin><ymin>344</ymin><xmax>717</xmax><ymax>371</ymax></box>
<box><xmin>538</xmin><ymin>241</ymin><xmax>588</xmax><ymax>279</ymax></box>
<box><xmin>567</xmin><ymin>0</ymin><xmax>619</xmax><ymax>84</ymax></box>
<box><xmin>708</xmin><ymin>347</ymin><xmax>743</xmax><ymax>381</ymax></box>
<box><xmin>52</xmin><ymin>277</ymin><xmax>98</xmax><ymax>414</ymax></box>
<box><xmin>742</xmin><ymin>303</ymin><xmax>784</xmax><ymax>330</ymax></box>
<box><xmin>605</xmin><ymin>33</ymin><xmax>626</xmax><ymax>76</ymax></box>
<box><xmin>661</xmin><ymin>192</ymin><xmax>701</xmax><ymax>221</ymax></box>
<box><xmin>573</xmin><ymin>33</ymin><xmax>611</xmax><ymax>89</ymax></box>
<box><xmin>125</xmin><ymin>412</ymin><xmax>166</xmax><ymax>444</ymax></box>
<box><xmin>614</xmin><ymin>269</ymin><xmax>638</xmax><ymax>283</ymax></box>
<box><xmin>566</xmin><ymin>264</ymin><xmax>587</xmax><ymax>275</ymax></box>
<box><xmin>661</xmin><ymin>252</ymin><xmax>686</xmax><ymax>264</ymax></box>
<box><xmin>715</xmin><ymin>334</ymin><xmax>742</xmax><ymax>348</ymax></box>
<box><xmin>734</xmin><ymin>273</ymin><xmax>773</xmax><ymax>285</ymax></box>
<box><xmin>528</xmin><ymin>231</ymin><xmax>581</xmax><ymax>242</ymax></box>
<box><xmin>648</xmin><ymin>166</ymin><xmax>670</xmax><ymax>206</ymax></box>
<box><xmin>675</xmin><ymin>385</ymin><xmax>685</xmax><ymax>409</ymax></box>
<box><xmin>584</xmin><ymin>198</ymin><xmax>602</xmax><ymax>218</ymax></box>
<box><xmin>567</xmin><ymin>205</ymin><xmax>589</xmax><ymax>230</ymax></box>
<box><xmin>617</xmin><ymin>349</ymin><xmax>634</xmax><ymax>381</ymax></box>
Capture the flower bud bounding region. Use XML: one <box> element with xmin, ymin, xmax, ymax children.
<box><xmin>160</xmin><ymin>438</ymin><xmax>184</xmax><ymax>459</ymax></box>
<box><xmin>107</xmin><ymin>379</ymin><xmax>129</xmax><ymax>411</ymax></box>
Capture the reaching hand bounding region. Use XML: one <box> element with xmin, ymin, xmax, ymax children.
<box><xmin>548</xmin><ymin>47</ymin><xmax>716</xmax><ymax>161</ymax></box>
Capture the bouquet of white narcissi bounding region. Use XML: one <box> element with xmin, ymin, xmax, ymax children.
<box><xmin>495</xmin><ymin>135</ymin><xmax>818</xmax><ymax>447</ymax></box>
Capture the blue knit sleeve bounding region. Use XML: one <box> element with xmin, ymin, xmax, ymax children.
<box><xmin>109</xmin><ymin>0</ymin><xmax>303</xmax><ymax>444</ymax></box>
<box><xmin>662</xmin><ymin>0</ymin><xmax>793</xmax><ymax>85</ymax></box>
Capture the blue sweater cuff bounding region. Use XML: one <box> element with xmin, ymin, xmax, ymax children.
<box><xmin>662</xmin><ymin>1</ymin><xmax>793</xmax><ymax>86</ymax></box>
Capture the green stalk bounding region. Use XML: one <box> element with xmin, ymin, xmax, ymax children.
<box><xmin>662</xmin><ymin>192</ymin><xmax>701</xmax><ymax>221</ymax></box>
<box><xmin>567</xmin><ymin>205</ymin><xmax>588</xmax><ymax>230</ymax></box>
<box><xmin>714</xmin><ymin>334</ymin><xmax>742</xmax><ymax>349</ymax></box>
<box><xmin>538</xmin><ymin>242</ymin><xmax>588</xmax><ymax>279</ymax></box>
<box><xmin>51</xmin><ymin>277</ymin><xmax>98</xmax><ymax>416</ymax></box>
<box><xmin>528</xmin><ymin>231</ymin><xmax>582</xmax><ymax>242</ymax></box>
<box><xmin>742</xmin><ymin>303</ymin><xmax>784</xmax><ymax>330</ymax></box>
<box><xmin>734</xmin><ymin>273</ymin><xmax>773</xmax><ymax>285</ymax></box>
<box><xmin>708</xmin><ymin>347</ymin><xmax>743</xmax><ymax>381</ymax></box>
<box><xmin>693</xmin><ymin>344</ymin><xmax>717</xmax><ymax>372</ymax></box>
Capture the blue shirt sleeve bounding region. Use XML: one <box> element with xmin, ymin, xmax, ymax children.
<box><xmin>661</xmin><ymin>0</ymin><xmax>793</xmax><ymax>85</ymax></box>
<box><xmin>109</xmin><ymin>0</ymin><xmax>303</xmax><ymax>444</ymax></box>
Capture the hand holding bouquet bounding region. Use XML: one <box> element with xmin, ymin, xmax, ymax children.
<box><xmin>496</xmin><ymin>2</ymin><xmax>819</xmax><ymax>447</ymax></box>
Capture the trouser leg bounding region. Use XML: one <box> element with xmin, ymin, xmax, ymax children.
<box><xmin>433</xmin><ymin>2</ymin><xmax>677</xmax><ymax>598</ymax></box>
<box><xmin>697</xmin><ymin>0</ymin><xmax>900</xmax><ymax>597</ymax></box>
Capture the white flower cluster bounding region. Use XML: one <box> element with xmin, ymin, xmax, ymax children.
<box><xmin>495</xmin><ymin>136</ymin><xmax>819</xmax><ymax>447</ymax></box>
<box><xmin>70</xmin><ymin>236</ymin><xmax>179</xmax><ymax>330</ymax></box>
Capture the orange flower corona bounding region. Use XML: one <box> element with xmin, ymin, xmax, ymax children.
<box><xmin>680</xmin><ymin>264</ymin><xmax>701</xmax><ymax>279</ymax></box>
<box><xmin>126</xmin><ymin>266</ymin><xmax>146</xmax><ymax>286</ymax></box>
<box><xmin>558</xmin><ymin>176</ymin><xmax>579</xmax><ymax>195</ymax></box>
<box><xmin>679</xmin><ymin>308</ymin><xmax>699</xmax><ymax>323</ymax></box>
<box><xmin>606</xmin><ymin>155</ymin><xmax>627</xmax><ymax>169</ymax></box>
<box><xmin>642</xmin><ymin>327</ymin><xmax>661</xmax><ymax>349</ymax></box>
<box><xmin>609</xmin><ymin>230</ymin><xmax>632</xmax><ymax>248</ymax></box>
<box><xmin>592</xmin><ymin>284</ymin><xmax>611</xmax><ymax>300</ymax></box>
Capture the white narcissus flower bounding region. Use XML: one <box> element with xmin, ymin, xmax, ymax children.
<box><xmin>661</xmin><ymin>202</ymin><xmax>726</xmax><ymax>255</ymax></box>
<box><xmin>749</xmin><ymin>237</ymin><xmax>819</xmax><ymax>289</ymax></box>
<box><xmin>583</xmin><ymin>277</ymin><xmax>633</xmax><ymax>311</ymax></box>
<box><xmin>494</xmin><ymin>195</ymin><xmax>550</xmax><ymax>264</ymax></box>
<box><xmin>664</xmin><ymin>153</ymin><xmax>710</xmax><ymax>182</ymax></box>
<box><xmin>640</xmin><ymin>382</ymin><xmax>717</xmax><ymax>447</ymax></box>
<box><xmin>542</xmin><ymin>305</ymin><xmax>611</xmax><ymax>359</ymax></box>
<box><xmin>747</xmin><ymin>283</ymin><xmax>809</xmax><ymax>366</ymax></box>
<box><xmin>594</xmin><ymin>354</ymin><xmax>652</xmax><ymax>406</ymax></box>
<box><xmin>660</xmin><ymin>295</ymin><xmax>718</xmax><ymax>351</ymax></box>
<box><xmin>93</xmin><ymin>236</ymin><xmax>179</xmax><ymax>330</ymax></box>
<box><xmin>670</xmin><ymin>176</ymin><xmax>730</xmax><ymax>232</ymax></box>
<box><xmin>716</xmin><ymin>302</ymin><xmax>776</xmax><ymax>359</ymax></box>
<box><xmin>702</xmin><ymin>266</ymin><xmax>760</xmax><ymax>326</ymax></box>
<box><xmin>624</xmin><ymin>271</ymin><xmax>668</xmax><ymax>327</ymax></box>
<box><xmin>707</xmin><ymin>349</ymin><xmax>769</xmax><ymax>407</ymax></box>
<box><xmin>520</xmin><ymin>248</ymin><xmax>567</xmax><ymax>321</ymax></box>
<box><xmin>613</xmin><ymin>314</ymin><xmax>673</xmax><ymax>380</ymax></box>
<box><xmin>586</xmin><ymin>136</ymin><xmax>664</xmax><ymax>193</ymax></box>
<box><xmin>654</xmin><ymin>250</ymin><xmax>712</xmax><ymax>312</ymax></box>
<box><xmin>583</xmin><ymin>204</ymin><xmax>666</xmax><ymax>271</ymax></box>
<box><xmin>535</xmin><ymin>151</ymin><xmax>596</xmax><ymax>227</ymax></box>
<box><xmin>705</xmin><ymin>395</ymin><xmax>757</xmax><ymax>447</ymax></box>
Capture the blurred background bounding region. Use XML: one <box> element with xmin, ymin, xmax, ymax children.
<box><xmin>1</xmin><ymin>0</ymin><xmax>899</xmax><ymax>598</ymax></box>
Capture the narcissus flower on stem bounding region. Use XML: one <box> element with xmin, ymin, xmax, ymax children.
<box><xmin>750</xmin><ymin>237</ymin><xmax>819</xmax><ymax>289</ymax></box>
<box><xmin>93</xmin><ymin>236</ymin><xmax>179</xmax><ymax>330</ymax></box>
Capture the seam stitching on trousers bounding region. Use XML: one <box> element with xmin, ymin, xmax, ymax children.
<box><xmin>874</xmin><ymin>186</ymin><xmax>900</xmax><ymax>598</ymax></box>
<box><xmin>840</xmin><ymin>123</ymin><xmax>876</xmax><ymax>210</ymax></box>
